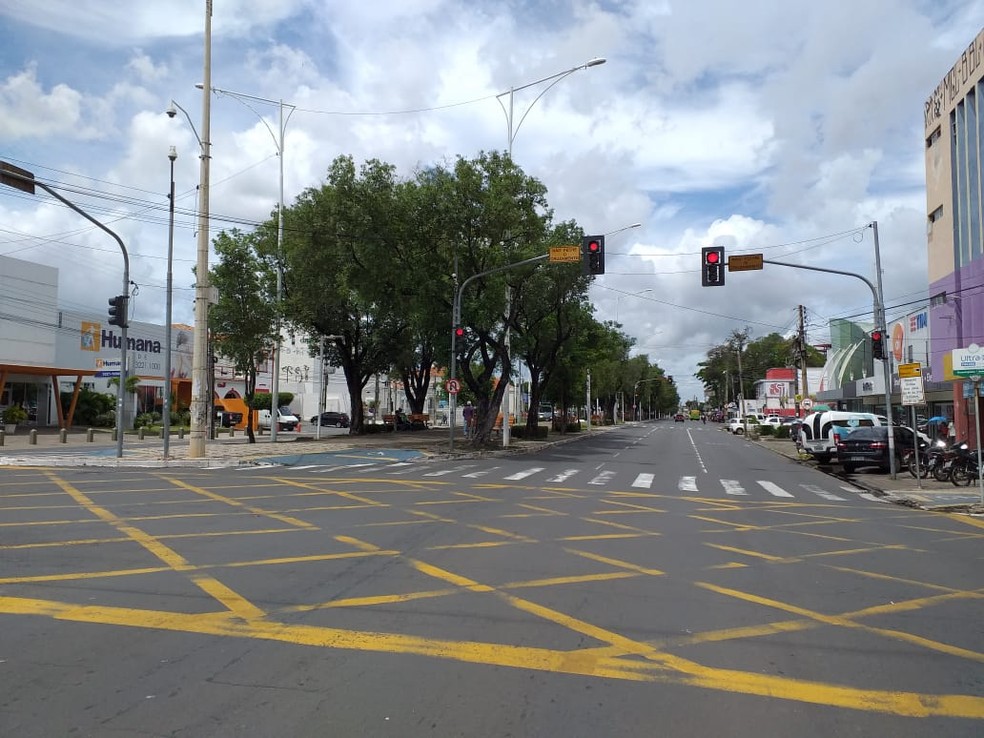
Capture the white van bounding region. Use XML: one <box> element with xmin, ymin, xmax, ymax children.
<box><xmin>798</xmin><ymin>411</ymin><xmax>882</xmax><ymax>463</ymax></box>
<box><xmin>257</xmin><ymin>406</ymin><xmax>300</xmax><ymax>432</ymax></box>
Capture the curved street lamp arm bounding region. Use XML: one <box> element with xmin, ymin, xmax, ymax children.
<box><xmin>168</xmin><ymin>100</ymin><xmax>204</xmax><ymax>148</ymax></box>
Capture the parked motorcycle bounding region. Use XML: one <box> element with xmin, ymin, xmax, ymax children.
<box><xmin>906</xmin><ymin>439</ymin><xmax>948</xmax><ymax>479</ymax></box>
<box><xmin>950</xmin><ymin>443</ymin><xmax>981</xmax><ymax>486</ymax></box>
<box><xmin>932</xmin><ymin>440</ymin><xmax>970</xmax><ymax>483</ymax></box>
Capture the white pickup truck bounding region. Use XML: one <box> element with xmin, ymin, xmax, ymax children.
<box><xmin>257</xmin><ymin>407</ymin><xmax>300</xmax><ymax>431</ymax></box>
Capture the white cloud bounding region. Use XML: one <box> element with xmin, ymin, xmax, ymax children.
<box><xmin>0</xmin><ymin>0</ymin><xmax>978</xmax><ymax>403</ymax></box>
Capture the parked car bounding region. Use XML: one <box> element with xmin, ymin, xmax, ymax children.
<box><xmin>761</xmin><ymin>416</ymin><xmax>783</xmax><ymax>429</ymax></box>
<box><xmin>728</xmin><ymin>416</ymin><xmax>760</xmax><ymax>435</ymax></box>
<box><xmin>258</xmin><ymin>406</ymin><xmax>300</xmax><ymax>431</ymax></box>
<box><xmin>836</xmin><ymin>426</ymin><xmax>928</xmax><ymax>473</ymax></box>
<box><xmin>798</xmin><ymin>411</ymin><xmax>882</xmax><ymax>464</ymax></box>
<box><xmin>311</xmin><ymin>411</ymin><xmax>350</xmax><ymax>428</ymax></box>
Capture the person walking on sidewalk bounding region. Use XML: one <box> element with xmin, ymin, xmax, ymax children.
<box><xmin>462</xmin><ymin>402</ymin><xmax>474</xmax><ymax>439</ymax></box>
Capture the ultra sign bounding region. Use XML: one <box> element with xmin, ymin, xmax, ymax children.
<box><xmin>952</xmin><ymin>344</ymin><xmax>984</xmax><ymax>377</ymax></box>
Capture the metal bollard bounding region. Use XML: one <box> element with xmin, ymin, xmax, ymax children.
<box><xmin>178</xmin><ymin>427</ymin><xmax>185</xmax><ymax>440</ymax></box>
<box><xmin>112</xmin><ymin>427</ymin><xmax>118</xmax><ymax>441</ymax></box>
<box><xmin>0</xmin><ymin>429</ymin><xmax>5</xmax><ymax>446</ymax></box>
<box><xmin>87</xmin><ymin>428</ymin><xmax>94</xmax><ymax>443</ymax></box>
<box><xmin>229</xmin><ymin>427</ymin><xmax>235</xmax><ymax>438</ymax></box>
<box><xmin>30</xmin><ymin>429</ymin><xmax>38</xmax><ymax>445</ymax></box>
<box><xmin>60</xmin><ymin>428</ymin><xmax>68</xmax><ymax>443</ymax></box>
<box><xmin>138</xmin><ymin>427</ymin><xmax>145</xmax><ymax>440</ymax></box>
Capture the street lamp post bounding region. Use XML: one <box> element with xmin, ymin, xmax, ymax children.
<box><xmin>163</xmin><ymin>146</ymin><xmax>177</xmax><ymax>458</ymax></box>
<box><xmin>200</xmin><ymin>84</ymin><xmax>297</xmax><ymax>442</ymax></box>
<box><xmin>495</xmin><ymin>56</ymin><xmax>606</xmax><ymax>447</ymax></box>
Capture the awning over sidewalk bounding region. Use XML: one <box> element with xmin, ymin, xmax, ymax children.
<box><xmin>0</xmin><ymin>363</ymin><xmax>99</xmax><ymax>428</ymax></box>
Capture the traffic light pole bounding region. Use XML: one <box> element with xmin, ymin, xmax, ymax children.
<box><xmin>450</xmin><ymin>253</ymin><xmax>548</xmax><ymax>452</ymax></box>
<box><xmin>764</xmin><ymin>257</ymin><xmax>897</xmax><ymax>477</ymax></box>
<box><xmin>0</xmin><ymin>163</ymin><xmax>129</xmax><ymax>458</ymax></box>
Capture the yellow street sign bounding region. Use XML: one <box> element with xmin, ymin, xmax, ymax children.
<box><xmin>898</xmin><ymin>362</ymin><xmax>922</xmax><ymax>378</ymax></box>
<box><xmin>549</xmin><ymin>245</ymin><xmax>581</xmax><ymax>263</ymax></box>
<box><xmin>728</xmin><ymin>254</ymin><xmax>764</xmax><ymax>271</ymax></box>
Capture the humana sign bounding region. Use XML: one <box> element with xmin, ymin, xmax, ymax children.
<box><xmin>101</xmin><ymin>329</ymin><xmax>162</xmax><ymax>354</ymax></box>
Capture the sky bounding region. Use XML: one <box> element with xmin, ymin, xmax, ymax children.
<box><xmin>0</xmin><ymin>0</ymin><xmax>981</xmax><ymax>403</ymax></box>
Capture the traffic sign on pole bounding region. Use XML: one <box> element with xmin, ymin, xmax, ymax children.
<box><xmin>445</xmin><ymin>379</ymin><xmax>460</xmax><ymax>395</ymax></box>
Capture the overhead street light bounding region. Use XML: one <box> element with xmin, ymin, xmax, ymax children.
<box><xmin>494</xmin><ymin>56</ymin><xmax>606</xmax><ymax>447</ymax></box>
<box><xmin>199</xmin><ymin>82</ymin><xmax>297</xmax><ymax>442</ymax></box>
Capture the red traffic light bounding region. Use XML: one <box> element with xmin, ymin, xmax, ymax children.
<box><xmin>705</xmin><ymin>250</ymin><xmax>720</xmax><ymax>264</ymax></box>
<box><xmin>454</xmin><ymin>327</ymin><xmax>465</xmax><ymax>338</ymax></box>
<box><xmin>871</xmin><ymin>330</ymin><xmax>882</xmax><ymax>341</ymax></box>
<box><xmin>587</xmin><ymin>240</ymin><xmax>601</xmax><ymax>253</ymax></box>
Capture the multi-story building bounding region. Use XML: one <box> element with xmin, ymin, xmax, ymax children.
<box><xmin>925</xmin><ymin>27</ymin><xmax>984</xmax><ymax>445</ymax></box>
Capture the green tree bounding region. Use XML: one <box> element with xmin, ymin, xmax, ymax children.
<box><xmin>282</xmin><ymin>156</ymin><xmax>411</xmax><ymax>433</ymax></box>
<box><xmin>208</xmin><ymin>229</ymin><xmax>278</xmax><ymax>443</ymax></box>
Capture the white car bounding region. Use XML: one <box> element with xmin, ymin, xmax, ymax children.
<box><xmin>728</xmin><ymin>416</ymin><xmax>760</xmax><ymax>435</ymax></box>
<box><xmin>761</xmin><ymin>416</ymin><xmax>783</xmax><ymax>429</ymax></box>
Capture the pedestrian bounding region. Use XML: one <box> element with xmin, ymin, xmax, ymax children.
<box><xmin>938</xmin><ymin>420</ymin><xmax>949</xmax><ymax>443</ymax></box>
<box><xmin>462</xmin><ymin>401</ymin><xmax>474</xmax><ymax>438</ymax></box>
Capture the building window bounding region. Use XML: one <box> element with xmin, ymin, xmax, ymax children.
<box><xmin>926</xmin><ymin>126</ymin><xmax>941</xmax><ymax>148</ymax></box>
<box><xmin>929</xmin><ymin>205</ymin><xmax>944</xmax><ymax>223</ymax></box>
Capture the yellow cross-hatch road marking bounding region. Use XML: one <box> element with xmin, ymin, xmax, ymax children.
<box><xmin>0</xmin><ymin>471</ymin><xmax>980</xmax><ymax>720</ymax></box>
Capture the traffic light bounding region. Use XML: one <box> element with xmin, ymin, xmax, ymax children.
<box><xmin>871</xmin><ymin>329</ymin><xmax>885</xmax><ymax>360</ymax></box>
<box><xmin>582</xmin><ymin>235</ymin><xmax>606</xmax><ymax>275</ymax></box>
<box><xmin>453</xmin><ymin>326</ymin><xmax>465</xmax><ymax>339</ymax></box>
<box><xmin>701</xmin><ymin>246</ymin><xmax>726</xmax><ymax>287</ymax></box>
<box><xmin>107</xmin><ymin>295</ymin><xmax>128</xmax><ymax>328</ymax></box>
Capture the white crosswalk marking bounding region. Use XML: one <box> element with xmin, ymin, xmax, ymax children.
<box><xmin>720</xmin><ymin>479</ymin><xmax>747</xmax><ymax>496</ymax></box>
<box><xmin>504</xmin><ymin>467</ymin><xmax>545</xmax><ymax>481</ymax></box>
<box><xmin>423</xmin><ymin>465</ymin><xmax>475</xmax><ymax>477</ymax></box>
<box><xmin>679</xmin><ymin>476</ymin><xmax>698</xmax><ymax>491</ymax></box>
<box><xmin>547</xmin><ymin>469</ymin><xmax>579</xmax><ymax>483</ymax></box>
<box><xmin>801</xmin><ymin>484</ymin><xmax>845</xmax><ymax>501</ymax></box>
<box><xmin>757</xmin><ymin>480</ymin><xmax>794</xmax><ymax>498</ymax></box>
<box><xmin>632</xmin><ymin>473</ymin><xmax>654</xmax><ymax>488</ymax></box>
<box><xmin>589</xmin><ymin>470</ymin><xmax>617</xmax><ymax>486</ymax></box>
<box><xmin>462</xmin><ymin>466</ymin><xmax>500</xmax><ymax>478</ymax></box>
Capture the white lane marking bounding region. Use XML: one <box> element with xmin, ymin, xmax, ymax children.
<box><xmin>801</xmin><ymin>484</ymin><xmax>845</xmax><ymax>501</ymax></box>
<box><xmin>686</xmin><ymin>430</ymin><xmax>708</xmax><ymax>473</ymax></box>
<box><xmin>504</xmin><ymin>467</ymin><xmax>545</xmax><ymax>481</ymax></box>
<box><xmin>547</xmin><ymin>469</ymin><xmax>579</xmax><ymax>483</ymax></box>
<box><xmin>757</xmin><ymin>481</ymin><xmax>794</xmax><ymax>498</ymax></box>
<box><xmin>679</xmin><ymin>476</ymin><xmax>698</xmax><ymax>492</ymax></box>
<box><xmin>290</xmin><ymin>465</ymin><xmax>321</xmax><ymax>470</ymax></box>
<box><xmin>462</xmin><ymin>466</ymin><xmax>500</xmax><ymax>478</ymax></box>
<box><xmin>589</xmin><ymin>470</ymin><xmax>617</xmax><ymax>486</ymax></box>
<box><xmin>721</xmin><ymin>479</ymin><xmax>747</xmax><ymax>496</ymax></box>
<box><xmin>839</xmin><ymin>485</ymin><xmax>861</xmax><ymax>493</ymax></box>
<box><xmin>632</xmin><ymin>473</ymin><xmax>655</xmax><ymax>488</ymax></box>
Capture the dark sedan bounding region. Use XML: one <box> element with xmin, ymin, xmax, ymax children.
<box><xmin>310</xmin><ymin>411</ymin><xmax>350</xmax><ymax>428</ymax></box>
<box><xmin>835</xmin><ymin>426</ymin><xmax>926</xmax><ymax>473</ymax></box>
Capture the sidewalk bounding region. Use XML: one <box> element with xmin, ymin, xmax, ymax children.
<box><xmin>0</xmin><ymin>425</ymin><xmax>575</xmax><ymax>468</ymax></box>
<box><xmin>754</xmin><ymin>435</ymin><xmax>984</xmax><ymax>515</ymax></box>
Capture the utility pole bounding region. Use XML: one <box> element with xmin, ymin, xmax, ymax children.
<box><xmin>798</xmin><ymin>304</ymin><xmax>809</xmax><ymax>415</ymax></box>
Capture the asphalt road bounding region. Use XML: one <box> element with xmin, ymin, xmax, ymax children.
<box><xmin>1</xmin><ymin>421</ymin><xmax>982</xmax><ymax>736</ymax></box>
